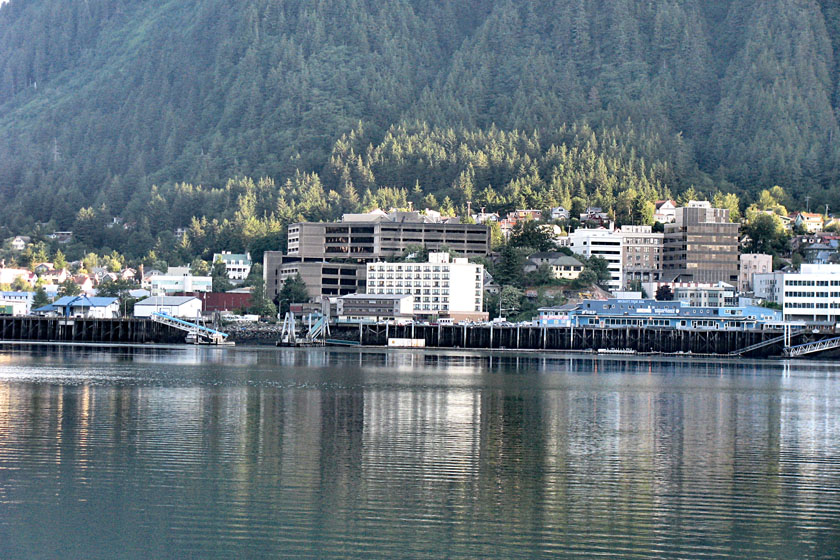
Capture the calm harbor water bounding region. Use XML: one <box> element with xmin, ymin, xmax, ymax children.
<box><xmin>0</xmin><ymin>346</ymin><xmax>839</xmax><ymax>559</ymax></box>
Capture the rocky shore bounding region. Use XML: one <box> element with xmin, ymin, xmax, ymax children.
<box><xmin>222</xmin><ymin>322</ymin><xmax>283</xmax><ymax>345</ymax></box>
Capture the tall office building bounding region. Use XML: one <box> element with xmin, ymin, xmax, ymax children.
<box><xmin>662</xmin><ymin>201</ymin><xmax>739</xmax><ymax>284</ymax></box>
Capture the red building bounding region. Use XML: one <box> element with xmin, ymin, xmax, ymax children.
<box><xmin>176</xmin><ymin>291</ymin><xmax>252</xmax><ymax>313</ymax></box>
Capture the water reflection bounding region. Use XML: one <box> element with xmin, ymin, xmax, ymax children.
<box><xmin>0</xmin><ymin>348</ymin><xmax>838</xmax><ymax>558</ymax></box>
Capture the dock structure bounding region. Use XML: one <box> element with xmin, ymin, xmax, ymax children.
<box><xmin>149</xmin><ymin>312</ymin><xmax>231</xmax><ymax>345</ymax></box>
<box><xmin>330</xmin><ymin>323</ymin><xmax>840</xmax><ymax>358</ymax></box>
<box><xmin>0</xmin><ymin>316</ymin><xmax>184</xmax><ymax>344</ymax></box>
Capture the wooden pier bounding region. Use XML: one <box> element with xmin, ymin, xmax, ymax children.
<box><xmin>330</xmin><ymin>323</ymin><xmax>839</xmax><ymax>358</ymax></box>
<box><xmin>0</xmin><ymin>316</ymin><xmax>185</xmax><ymax>344</ymax></box>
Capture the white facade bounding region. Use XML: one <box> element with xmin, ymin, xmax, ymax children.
<box><xmin>0</xmin><ymin>291</ymin><xmax>34</xmax><ymax>315</ymax></box>
<box><xmin>366</xmin><ymin>252</ymin><xmax>484</xmax><ymax>318</ymax></box>
<box><xmin>779</xmin><ymin>264</ymin><xmax>840</xmax><ymax>324</ymax></box>
<box><xmin>567</xmin><ymin>228</ymin><xmax>624</xmax><ymax>292</ymax></box>
<box><xmin>642</xmin><ymin>281</ymin><xmax>737</xmax><ymax>307</ymax></box>
<box><xmin>739</xmin><ymin>253</ymin><xmax>773</xmax><ymax>292</ymax></box>
<box><xmin>654</xmin><ymin>200</ymin><xmax>677</xmax><ymax>223</ymax></box>
<box><xmin>148</xmin><ymin>274</ymin><xmax>212</xmax><ymax>296</ymax></box>
<box><xmin>213</xmin><ymin>252</ymin><xmax>252</xmax><ymax>282</ymax></box>
<box><xmin>753</xmin><ymin>272</ymin><xmax>785</xmax><ymax>304</ymax></box>
<box><xmin>134</xmin><ymin>296</ymin><xmax>203</xmax><ymax>318</ymax></box>
<box><xmin>0</xmin><ymin>299</ymin><xmax>29</xmax><ymax>316</ymax></box>
<box><xmin>550</xmin><ymin>207</ymin><xmax>569</xmax><ymax>221</ymax></box>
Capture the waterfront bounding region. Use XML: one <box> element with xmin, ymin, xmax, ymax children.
<box><xmin>0</xmin><ymin>347</ymin><xmax>839</xmax><ymax>558</ymax></box>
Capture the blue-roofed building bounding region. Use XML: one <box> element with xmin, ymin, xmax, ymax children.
<box><xmin>536</xmin><ymin>298</ymin><xmax>782</xmax><ymax>330</ymax></box>
<box><xmin>50</xmin><ymin>296</ymin><xmax>120</xmax><ymax>319</ymax></box>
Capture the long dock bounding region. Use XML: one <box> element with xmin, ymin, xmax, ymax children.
<box><xmin>330</xmin><ymin>323</ymin><xmax>839</xmax><ymax>358</ymax></box>
<box><xmin>0</xmin><ymin>316</ymin><xmax>185</xmax><ymax>344</ymax></box>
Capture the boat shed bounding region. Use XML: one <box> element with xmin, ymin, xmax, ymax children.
<box><xmin>134</xmin><ymin>296</ymin><xmax>202</xmax><ymax>319</ymax></box>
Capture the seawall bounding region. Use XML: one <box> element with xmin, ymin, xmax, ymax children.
<box><xmin>0</xmin><ymin>316</ymin><xmax>184</xmax><ymax>344</ymax></box>
<box><xmin>328</xmin><ymin>323</ymin><xmax>825</xmax><ymax>358</ymax></box>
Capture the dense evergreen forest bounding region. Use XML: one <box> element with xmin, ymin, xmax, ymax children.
<box><xmin>0</xmin><ymin>0</ymin><xmax>839</xmax><ymax>260</ymax></box>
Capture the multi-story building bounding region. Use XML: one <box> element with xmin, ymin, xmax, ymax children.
<box><xmin>365</xmin><ymin>252</ymin><xmax>487</xmax><ymax>321</ymax></box>
<box><xmin>212</xmin><ymin>252</ymin><xmax>252</xmax><ymax>283</ymax></box>
<box><xmin>567</xmin><ymin>227</ymin><xmax>624</xmax><ymax>292</ymax></box>
<box><xmin>263</xmin><ymin>251</ymin><xmax>366</xmax><ymax>301</ymax></box>
<box><xmin>753</xmin><ymin>271</ymin><xmax>785</xmax><ymax>305</ymax></box>
<box><xmin>146</xmin><ymin>268</ymin><xmax>212</xmax><ymax>296</ymax></box>
<box><xmin>642</xmin><ymin>281</ymin><xmax>737</xmax><ymax>307</ymax></box>
<box><xmin>739</xmin><ymin>253</ymin><xmax>773</xmax><ymax>292</ymax></box>
<box><xmin>335</xmin><ymin>294</ymin><xmax>414</xmax><ymax>323</ymax></box>
<box><xmin>772</xmin><ymin>264</ymin><xmax>840</xmax><ymax>324</ymax></box>
<box><xmin>619</xmin><ymin>225</ymin><xmax>663</xmax><ymax>288</ymax></box>
<box><xmin>662</xmin><ymin>201</ymin><xmax>739</xmax><ymax>284</ymax></box>
<box><xmin>287</xmin><ymin>209</ymin><xmax>490</xmax><ymax>261</ymax></box>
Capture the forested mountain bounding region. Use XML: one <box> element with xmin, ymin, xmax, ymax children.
<box><xmin>0</xmin><ymin>0</ymin><xmax>839</xmax><ymax>258</ymax></box>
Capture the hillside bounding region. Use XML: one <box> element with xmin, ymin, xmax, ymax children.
<box><xmin>0</xmin><ymin>0</ymin><xmax>839</xmax><ymax>255</ymax></box>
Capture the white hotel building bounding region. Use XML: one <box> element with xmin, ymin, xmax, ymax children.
<box><xmin>754</xmin><ymin>264</ymin><xmax>840</xmax><ymax>324</ymax></box>
<box><xmin>366</xmin><ymin>253</ymin><xmax>487</xmax><ymax>321</ymax></box>
<box><xmin>566</xmin><ymin>227</ymin><xmax>624</xmax><ymax>292</ymax></box>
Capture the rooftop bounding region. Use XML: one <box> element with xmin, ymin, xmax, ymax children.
<box><xmin>135</xmin><ymin>296</ymin><xmax>200</xmax><ymax>306</ymax></box>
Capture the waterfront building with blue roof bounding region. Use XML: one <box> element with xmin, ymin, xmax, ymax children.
<box><xmin>536</xmin><ymin>298</ymin><xmax>781</xmax><ymax>330</ymax></box>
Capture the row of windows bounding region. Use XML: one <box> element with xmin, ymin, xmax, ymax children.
<box><xmin>785</xmin><ymin>291</ymin><xmax>840</xmax><ymax>298</ymax></box>
<box><xmin>786</xmin><ymin>302</ymin><xmax>840</xmax><ymax>309</ymax></box>
<box><xmin>368</xmin><ymin>273</ymin><xmax>452</xmax><ymax>280</ymax></box>
<box><xmin>785</xmin><ymin>280</ymin><xmax>840</xmax><ymax>287</ymax></box>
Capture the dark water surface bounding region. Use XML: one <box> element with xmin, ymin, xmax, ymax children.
<box><xmin>0</xmin><ymin>346</ymin><xmax>838</xmax><ymax>559</ymax></box>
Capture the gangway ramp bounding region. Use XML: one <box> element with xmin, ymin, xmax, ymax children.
<box><xmin>730</xmin><ymin>333</ymin><xmax>796</xmax><ymax>356</ymax></box>
<box><xmin>150</xmin><ymin>312</ymin><xmax>232</xmax><ymax>345</ymax></box>
<box><xmin>783</xmin><ymin>336</ymin><xmax>840</xmax><ymax>358</ymax></box>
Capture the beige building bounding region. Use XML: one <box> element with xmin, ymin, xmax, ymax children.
<box><xmin>335</xmin><ymin>294</ymin><xmax>414</xmax><ymax>322</ymax></box>
<box><xmin>263</xmin><ymin>252</ymin><xmax>366</xmax><ymax>301</ymax></box>
<box><xmin>619</xmin><ymin>225</ymin><xmax>663</xmax><ymax>288</ymax></box>
<box><xmin>287</xmin><ymin>209</ymin><xmax>490</xmax><ymax>261</ymax></box>
<box><xmin>739</xmin><ymin>253</ymin><xmax>773</xmax><ymax>293</ymax></box>
<box><xmin>662</xmin><ymin>201</ymin><xmax>739</xmax><ymax>284</ymax></box>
